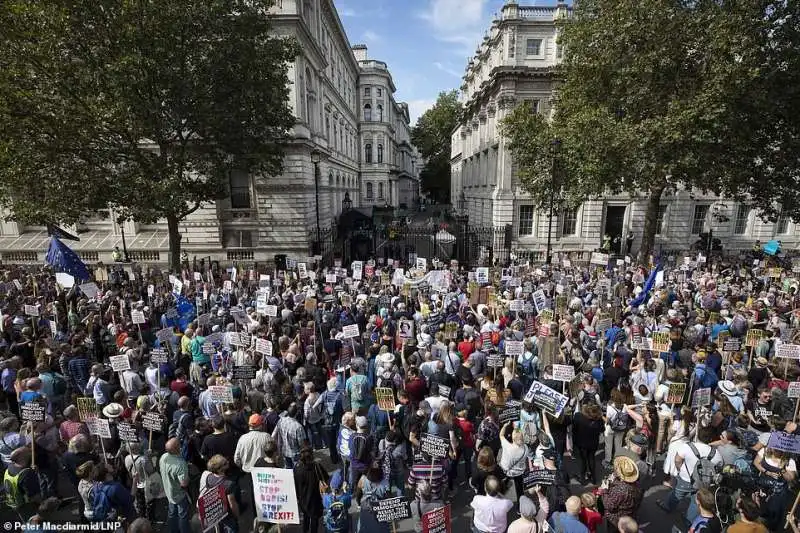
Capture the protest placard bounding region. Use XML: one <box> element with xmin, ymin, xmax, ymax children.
<box><xmin>437</xmin><ymin>384</ymin><xmax>451</xmax><ymax>399</ymax></box>
<box><xmin>532</xmin><ymin>290</ymin><xmax>547</xmax><ymax>313</ymax></box>
<box><xmin>596</xmin><ymin>318</ymin><xmax>612</xmax><ymax>334</ymax></box>
<box><xmin>723</xmin><ymin>339</ymin><xmax>741</xmax><ymax>353</ymax></box>
<box><xmin>422</xmin><ymin>505</ymin><xmax>451</xmax><ymax>533</ymax></box>
<box><xmin>504</xmin><ymin>340</ymin><xmax>524</xmax><ymax>357</ymax></box>
<box><xmin>651</xmin><ymin>332</ymin><xmax>671</xmax><ymax>353</ymax></box>
<box><xmin>523</xmin><ymin>469</ymin><xmax>556</xmax><ymax>489</ymax></box>
<box><xmin>24</xmin><ymin>305</ymin><xmax>39</xmax><ymax>317</ymax></box>
<box><xmin>666</xmin><ymin>383</ymin><xmax>687</xmax><ymax>404</ymax></box>
<box><xmin>156</xmin><ymin>327</ymin><xmax>174</xmax><ymax>344</ymax></box>
<box><xmin>475</xmin><ymin>267</ymin><xmax>489</xmax><ymax>284</ymax></box>
<box><xmin>372</xmin><ymin>497</ymin><xmax>412</xmax><ymax>523</ymax></box>
<box><xmin>777</xmin><ymin>344</ymin><xmax>800</xmax><ymax>360</ymax></box>
<box><xmin>87</xmin><ymin>418</ymin><xmax>112</xmax><ymax>439</ymax></box>
<box><xmin>539</xmin><ymin>309</ymin><xmax>554</xmax><ymax>323</ymax></box>
<box><xmin>150</xmin><ymin>349</ymin><xmax>169</xmax><ymax>364</ymax></box>
<box><xmin>486</xmin><ymin>354</ymin><xmax>505</xmax><ymax>369</ymax></box>
<box><xmin>109</xmin><ymin>354</ymin><xmax>131</xmax><ymax>373</ymax></box>
<box><xmin>202</xmin><ymin>342</ymin><xmax>216</xmax><ymax>356</ymax></box>
<box><xmin>746</xmin><ymin>329</ymin><xmax>765</xmax><ymax>348</ymax></box>
<box><xmin>376</xmin><ymin>388</ymin><xmax>395</xmax><ymax>411</ymax></box>
<box><xmin>691</xmin><ymin>387</ymin><xmax>712</xmax><ymax>408</ymax></box>
<box><xmin>131</xmin><ymin>310</ymin><xmax>146</xmax><ymax>325</ymax></box>
<box><xmin>198</xmin><ymin>484</ymin><xmax>229</xmax><ymax>532</ymax></box>
<box><xmin>231</xmin><ymin>308</ymin><xmax>249</xmax><ymax>325</ymax></box>
<box><xmin>524</xmin><ymin>381</ymin><xmax>569</xmax><ymax>417</ymax></box>
<box><xmin>420</xmin><ymin>433</ymin><xmax>449</xmax><ymax>459</ymax></box>
<box><xmin>552</xmin><ymin>364</ymin><xmax>575</xmax><ymax>382</ymax></box>
<box><xmin>141</xmin><ymin>412</ymin><xmax>164</xmax><ymax>433</ymax></box>
<box><xmin>209</xmin><ymin>385</ymin><xmax>234</xmax><ymax>404</ymax></box>
<box><xmin>252</xmin><ymin>467</ymin><xmax>300</xmax><ymax>524</ymax></box>
<box><xmin>77</xmin><ymin>397</ymin><xmax>97</xmax><ymax>421</ymax></box>
<box><xmin>79</xmin><ymin>282</ymin><xmax>100</xmax><ymax>299</ymax></box>
<box><xmin>232</xmin><ymin>365</ymin><xmax>257</xmax><ymax>380</ymax></box>
<box><xmin>510</xmin><ymin>299</ymin><xmax>524</xmax><ymax>312</ymax></box>
<box><xmin>788</xmin><ymin>381</ymin><xmax>800</xmax><ymax>399</ymax></box>
<box><xmin>767</xmin><ymin>431</ymin><xmax>800</xmax><ymax>455</ymax></box>
<box><xmin>325</xmin><ymin>273</ymin><xmax>337</xmax><ymax>284</ymax></box>
<box><xmin>499</xmin><ymin>400</ymin><xmax>521</xmax><ymax>424</ymax></box>
<box><xmin>342</xmin><ymin>324</ymin><xmax>360</xmax><ymax>339</ymax></box>
<box><xmin>117</xmin><ymin>422</ymin><xmax>139</xmax><ymax>443</ymax></box>
<box><xmin>264</xmin><ymin>305</ymin><xmax>278</xmax><ymax>318</ymax></box>
<box><xmin>297</xmin><ymin>262</ymin><xmax>308</xmax><ymax>279</ymax></box>
<box><xmin>230</xmin><ymin>332</ymin><xmax>249</xmax><ymax>347</ymax></box>
<box><xmin>20</xmin><ymin>399</ymin><xmax>46</xmax><ymax>423</ymax></box>
<box><xmin>255</xmin><ymin>339</ymin><xmax>273</xmax><ymax>356</ymax></box>
<box><xmin>398</xmin><ymin>319</ymin><xmax>414</xmax><ymax>340</ymax></box>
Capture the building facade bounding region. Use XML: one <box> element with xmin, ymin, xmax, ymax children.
<box><xmin>451</xmin><ymin>0</ymin><xmax>799</xmax><ymax>261</ymax></box>
<box><xmin>0</xmin><ymin>0</ymin><xmax>420</xmax><ymax>266</ymax></box>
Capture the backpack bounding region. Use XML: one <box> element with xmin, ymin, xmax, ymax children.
<box><xmin>168</xmin><ymin>412</ymin><xmax>189</xmax><ymax>439</ymax></box>
<box><xmin>609</xmin><ymin>406</ymin><xmax>630</xmax><ymax>432</ymax></box>
<box><xmin>352</xmin><ymin>433</ymin><xmax>370</xmax><ymax>462</ymax></box>
<box><xmin>51</xmin><ymin>373</ymin><xmax>67</xmax><ymax>396</ymax></box>
<box><xmin>3</xmin><ymin>467</ymin><xmax>30</xmax><ymax>510</ymax></box>
<box><xmin>697</xmin><ymin>368</ymin><xmax>719</xmax><ymax>390</ymax></box>
<box><xmin>577</xmin><ymin>390</ymin><xmax>601</xmax><ymax>407</ymax></box>
<box><xmin>324</xmin><ymin>392</ymin><xmax>341</xmax><ymax>427</ymax></box>
<box><xmin>90</xmin><ymin>482</ymin><xmax>113</xmax><ymax>522</ymax></box>
<box><xmin>349</xmin><ymin>377</ymin><xmax>366</xmax><ymax>403</ymax></box>
<box><xmin>520</xmin><ymin>353</ymin><xmax>535</xmax><ymax>377</ymax></box>
<box><xmin>687</xmin><ymin>443</ymin><xmax>721</xmax><ymax>490</ymax></box>
<box><xmin>323</xmin><ymin>497</ymin><xmax>348</xmax><ymax>532</ymax></box>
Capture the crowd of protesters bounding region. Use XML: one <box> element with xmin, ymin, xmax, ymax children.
<box><xmin>0</xmin><ymin>249</ymin><xmax>800</xmax><ymax>533</ymax></box>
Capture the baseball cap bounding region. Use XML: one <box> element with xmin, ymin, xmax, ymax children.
<box><xmin>248</xmin><ymin>414</ymin><xmax>264</xmax><ymax>427</ymax></box>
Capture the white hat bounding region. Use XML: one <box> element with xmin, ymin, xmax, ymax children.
<box><xmin>718</xmin><ymin>380</ymin><xmax>737</xmax><ymax>397</ymax></box>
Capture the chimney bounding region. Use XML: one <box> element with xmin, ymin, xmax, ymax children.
<box><xmin>352</xmin><ymin>44</ymin><xmax>368</xmax><ymax>62</ymax></box>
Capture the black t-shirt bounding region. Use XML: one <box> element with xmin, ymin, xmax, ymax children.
<box><xmin>749</xmin><ymin>399</ymin><xmax>772</xmax><ymax>432</ymax></box>
<box><xmin>201</xmin><ymin>432</ymin><xmax>238</xmax><ymax>464</ymax></box>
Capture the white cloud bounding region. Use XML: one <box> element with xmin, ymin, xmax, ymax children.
<box><xmin>362</xmin><ymin>30</ymin><xmax>381</xmax><ymax>43</ymax></box>
<box><xmin>433</xmin><ymin>61</ymin><xmax>462</xmax><ymax>78</ymax></box>
<box><xmin>339</xmin><ymin>7</ymin><xmax>358</xmax><ymax>17</ymax></box>
<box><xmin>407</xmin><ymin>99</ymin><xmax>436</xmax><ymax>126</ymax></box>
<box><xmin>417</xmin><ymin>0</ymin><xmax>492</xmax><ymax>55</ymax></box>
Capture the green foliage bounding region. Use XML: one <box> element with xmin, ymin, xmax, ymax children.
<box><xmin>0</xmin><ymin>0</ymin><xmax>297</xmax><ymax>268</ymax></box>
<box><xmin>411</xmin><ymin>90</ymin><xmax>461</xmax><ymax>203</ymax></box>
<box><xmin>500</xmin><ymin>0</ymin><xmax>800</xmax><ymax>257</ymax></box>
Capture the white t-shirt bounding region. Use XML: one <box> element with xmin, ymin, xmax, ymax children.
<box><xmin>756</xmin><ymin>449</ymin><xmax>797</xmax><ymax>472</ymax></box>
<box><xmin>676</xmin><ymin>441</ymin><xmax>722</xmax><ymax>483</ymax></box>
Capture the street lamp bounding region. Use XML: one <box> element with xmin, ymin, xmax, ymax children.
<box><xmin>311</xmin><ymin>150</ymin><xmax>322</xmax><ymax>254</ymax></box>
<box><xmin>546</xmin><ymin>139</ymin><xmax>562</xmax><ymax>265</ymax></box>
<box><xmin>342</xmin><ymin>191</ymin><xmax>352</xmax><ymax>212</ymax></box>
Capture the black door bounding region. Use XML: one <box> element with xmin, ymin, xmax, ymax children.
<box><xmin>604</xmin><ymin>206</ymin><xmax>626</xmax><ymax>254</ymax></box>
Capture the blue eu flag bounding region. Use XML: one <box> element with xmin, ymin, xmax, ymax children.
<box><xmin>45</xmin><ymin>237</ymin><xmax>91</xmax><ymax>281</ymax></box>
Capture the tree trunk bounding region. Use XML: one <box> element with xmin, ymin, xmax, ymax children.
<box><xmin>167</xmin><ymin>214</ymin><xmax>182</xmax><ymax>273</ymax></box>
<box><xmin>639</xmin><ymin>184</ymin><xmax>666</xmax><ymax>263</ymax></box>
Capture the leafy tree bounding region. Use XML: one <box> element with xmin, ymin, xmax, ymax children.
<box><xmin>0</xmin><ymin>0</ymin><xmax>296</xmax><ymax>270</ymax></box>
<box><xmin>501</xmin><ymin>0</ymin><xmax>798</xmax><ymax>259</ymax></box>
<box><xmin>411</xmin><ymin>90</ymin><xmax>461</xmax><ymax>204</ymax></box>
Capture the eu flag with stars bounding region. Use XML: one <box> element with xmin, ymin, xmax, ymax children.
<box><xmin>46</xmin><ymin>237</ymin><xmax>91</xmax><ymax>281</ymax></box>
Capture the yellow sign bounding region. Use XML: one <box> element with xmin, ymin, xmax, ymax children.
<box><xmin>539</xmin><ymin>309</ymin><xmax>554</xmax><ymax>323</ymax></box>
<box><xmin>651</xmin><ymin>332</ymin><xmax>671</xmax><ymax>353</ymax></box>
<box><xmin>375</xmin><ymin>388</ymin><xmax>395</xmax><ymax>411</ymax></box>
<box><xmin>77</xmin><ymin>397</ymin><xmax>98</xmax><ymax>421</ymax></box>
<box><xmin>746</xmin><ymin>329</ymin><xmax>765</xmax><ymax>348</ymax></box>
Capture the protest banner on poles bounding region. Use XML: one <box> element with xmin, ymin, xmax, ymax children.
<box><xmin>252</xmin><ymin>467</ymin><xmax>301</xmax><ymax>524</ymax></box>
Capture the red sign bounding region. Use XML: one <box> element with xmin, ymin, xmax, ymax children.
<box><xmin>538</xmin><ymin>323</ymin><xmax>551</xmax><ymax>337</ymax></box>
<box><xmin>365</xmin><ymin>265</ymin><xmax>375</xmax><ymax>278</ymax></box>
<box><xmin>197</xmin><ymin>484</ymin><xmax>228</xmax><ymax>532</ymax></box>
<box><xmin>422</xmin><ymin>504</ymin><xmax>451</xmax><ymax>533</ymax></box>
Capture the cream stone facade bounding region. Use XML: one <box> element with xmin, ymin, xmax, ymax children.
<box><xmin>0</xmin><ymin>0</ymin><xmax>420</xmax><ymax>266</ymax></box>
<box><xmin>451</xmin><ymin>1</ymin><xmax>799</xmax><ymax>260</ymax></box>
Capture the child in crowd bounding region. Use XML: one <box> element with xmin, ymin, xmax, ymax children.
<box><xmin>579</xmin><ymin>492</ymin><xmax>602</xmax><ymax>533</ymax></box>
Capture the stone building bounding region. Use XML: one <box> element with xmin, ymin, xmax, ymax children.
<box><xmin>0</xmin><ymin>0</ymin><xmax>420</xmax><ymax>266</ymax></box>
<box><xmin>451</xmin><ymin>0</ymin><xmax>798</xmax><ymax>261</ymax></box>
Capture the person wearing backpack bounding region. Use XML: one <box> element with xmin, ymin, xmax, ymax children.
<box><xmin>3</xmin><ymin>447</ymin><xmax>40</xmax><ymax>520</ymax></box>
<box><xmin>315</xmin><ymin>378</ymin><xmax>345</xmax><ymax>464</ymax></box>
<box><xmin>692</xmin><ymin>353</ymin><xmax>719</xmax><ymax>391</ymax></box>
<box><xmin>657</xmin><ymin>427</ymin><xmax>722</xmax><ymax>523</ymax></box>
<box><xmin>604</xmin><ymin>389</ymin><xmax>631</xmax><ymax>467</ymax></box>
<box><xmin>168</xmin><ymin>396</ymin><xmax>194</xmax><ymax>460</ymax></box>
<box><xmin>348</xmin><ymin>416</ymin><xmax>374</xmax><ymax>490</ymax></box>
<box><xmin>124</xmin><ymin>441</ymin><xmax>156</xmax><ymax>521</ymax></box>
<box><xmin>322</xmin><ymin>470</ymin><xmax>352</xmax><ymax>533</ymax></box>
<box><xmin>345</xmin><ymin>363</ymin><xmax>370</xmax><ymax>415</ymax></box>
<box><xmin>90</xmin><ymin>462</ymin><xmax>136</xmax><ymax>525</ymax></box>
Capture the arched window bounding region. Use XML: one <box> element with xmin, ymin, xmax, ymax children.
<box><xmin>377</xmin><ymin>104</ymin><xmax>383</xmax><ymax>122</ymax></box>
<box><xmin>363</xmin><ymin>104</ymin><xmax>372</xmax><ymax>121</ymax></box>
<box><xmin>377</xmin><ymin>144</ymin><xmax>384</xmax><ymax>163</ymax></box>
<box><xmin>365</xmin><ymin>143</ymin><xmax>372</xmax><ymax>163</ymax></box>
<box><xmin>366</xmin><ymin>182</ymin><xmax>374</xmax><ymax>199</ymax></box>
<box><xmin>378</xmin><ymin>183</ymin><xmax>384</xmax><ymax>199</ymax></box>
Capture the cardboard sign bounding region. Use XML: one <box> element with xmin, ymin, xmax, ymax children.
<box><xmin>325</xmin><ymin>273</ymin><xmax>337</xmax><ymax>284</ymax></box>
<box><xmin>523</xmin><ymin>468</ymin><xmax>556</xmax><ymax>489</ymax></box>
<box><xmin>788</xmin><ymin>381</ymin><xmax>800</xmax><ymax>399</ymax></box>
<box><xmin>232</xmin><ymin>365</ymin><xmax>257</xmax><ymax>380</ymax></box>
<box><xmin>486</xmin><ymin>354</ymin><xmax>505</xmax><ymax>369</ymax></box>
<box><xmin>130</xmin><ymin>310</ymin><xmax>146</xmax><ymax>325</ymax></box>
<box><xmin>524</xmin><ymin>381</ymin><xmax>569</xmax><ymax>417</ymax></box>
<box><xmin>20</xmin><ymin>399</ymin><xmax>47</xmax><ymax>423</ymax></box>
<box><xmin>691</xmin><ymin>387</ymin><xmax>712</xmax><ymax>408</ymax></box>
<box><xmin>371</xmin><ymin>497</ymin><xmax>412</xmax><ymax>523</ymax></box>
<box><xmin>767</xmin><ymin>431</ymin><xmax>800</xmax><ymax>455</ymax></box>
<box><xmin>150</xmin><ymin>348</ymin><xmax>169</xmax><ymax>364</ymax></box>
<box><xmin>352</xmin><ymin>261</ymin><xmax>364</xmax><ymax>280</ymax></box>
<box><xmin>376</xmin><ymin>388</ymin><xmax>395</xmax><ymax>411</ymax></box>
<box><xmin>198</xmin><ymin>484</ymin><xmax>229</xmax><ymax>532</ymax></box>
<box><xmin>539</xmin><ymin>309</ymin><xmax>554</xmax><ymax>323</ymax></box>
<box><xmin>552</xmin><ymin>364</ymin><xmax>575</xmax><ymax>382</ymax></box>
<box><xmin>297</xmin><ymin>262</ymin><xmax>308</xmax><ymax>279</ymax></box>
<box><xmin>209</xmin><ymin>385</ymin><xmax>234</xmax><ymax>404</ymax></box>
<box><xmin>420</xmin><ymin>433</ymin><xmax>449</xmax><ymax>459</ymax></box>
<box><xmin>499</xmin><ymin>400</ymin><xmax>522</xmax><ymax>424</ymax></box>
<box><xmin>142</xmin><ymin>412</ymin><xmax>165</xmax><ymax>433</ymax></box>
<box><xmin>255</xmin><ymin>339</ymin><xmax>273</xmax><ymax>356</ymax></box>
<box><xmin>746</xmin><ymin>329</ymin><xmax>765</xmax><ymax>348</ymax></box>
<box><xmin>252</xmin><ymin>467</ymin><xmax>300</xmax><ymax>524</ymax></box>
<box><xmin>421</xmin><ymin>504</ymin><xmax>451</xmax><ymax>533</ymax></box>
<box><xmin>722</xmin><ymin>339</ymin><xmax>741</xmax><ymax>353</ymax></box>
<box><xmin>666</xmin><ymin>382</ymin><xmax>687</xmax><ymax>404</ymax></box>
<box><xmin>24</xmin><ymin>305</ymin><xmax>39</xmax><ymax>317</ymax></box>
<box><xmin>504</xmin><ymin>340</ymin><xmax>524</xmax><ymax>357</ymax></box>
<box><xmin>230</xmin><ymin>332</ymin><xmax>250</xmax><ymax>347</ymax></box>
<box><xmin>77</xmin><ymin>397</ymin><xmax>97</xmax><ymax>421</ymax></box>
<box><xmin>342</xmin><ymin>324</ymin><xmax>360</xmax><ymax>339</ymax></box>
<box><xmin>109</xmin><ymin>354</ymin><xmax>131</xmax><ymax>373</ymax></box>
<box><xmin>117</xmin><ymin>422</ymin><xmax>140</xmax><ymax>443</ymax></box>
<box><xmin>87</xmin><ymin>418</ymin><xmax>112</xmax><ymax>439</ymax></box>
<box><xmin>776</xmin><ymin>344</ymin><xmax>800</xmax><ymax>360</ymax></box>
<box><xmin>651</xmin><ymin>331</ymin><xmax>671</xmax><ymax>353</ymax></box>
<box><xmin>398</xmin><ymin>319</ymin><xmax>414</xmax><ymax>340</ymax></box>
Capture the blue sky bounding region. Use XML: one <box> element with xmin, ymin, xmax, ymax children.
<box><xmin>334</xmin><ymin>0</ymin><xmax>508</xmax><ymax>125</ymax></box>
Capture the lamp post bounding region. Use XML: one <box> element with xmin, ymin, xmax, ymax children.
<box><xmin>311</xmin><ymin>150</ymin><xmax>322</xmax><ymax>255</ymax></box>
<box><xmin>546</xmin><ymin>139</ymin><xmax>562</xmax><ymax>265</ymax></box>
<box><xmin>118</xmin><ymin>218</ymin><xmax>130</xmax><ymax>262</ymax></box>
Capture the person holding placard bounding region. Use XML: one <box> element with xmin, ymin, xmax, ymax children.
<box><xmin>199</xmin><ymin>454</ymin><xmax>241</xmax><ymax>533</ymax></box>
<box><xmin>355</xmin><ymin>462</ymin><xmax>397</xmax><ymax>533</ymax></box>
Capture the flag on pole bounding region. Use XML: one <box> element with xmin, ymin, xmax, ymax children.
<box><xmin>629</xmin><ymin>263</ymin><xmax>662</xmax><ymax>308</ymax></box>
<box><xmin>45</xmin><ymin>237</ymin><xmax>90</xmax><ymax>281</ymax></box>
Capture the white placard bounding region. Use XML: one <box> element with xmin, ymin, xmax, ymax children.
<box><xmin>776</xmin><ymin>344</ymin><xmax>800</xmax><ymax>360</ymax></box>
<box><xmin>24</xmin><ymin>305</ymin><xmax>39</xmax><ymax>317</ymax></box>
<box><xmin>87</xmin><ymin>418</ymin><xmax>112</xmax><ymax>439</ymax></box>
<box><xmin>298</xmin><ymin>262</ymin><xmax>308</xmax><ymax>279</ymax></box>
<box><xmin>415</xmin><ymin>258</ymin><xmax>427</xmax><ymax>272</ymax></box>
<box><xmin>788</xmin><ymin>381</ymin><xmax>800</xmax><ymax>399</ymax></box>
<box><xmin>252</xmin><ymin>467</ymin><xmax>301</xmax><ymax>524</ymax></box>
<box><xmin>55</xmin><ymin>272</ymin><xmax>75</xmax><ymax>288</ymax></box>
<box><xmin>79</xmin><ymin>282</ymin><xmax>100</xmax><ymax>299</ymax></box>
<box><xmin>505</xmin><ymin>340</ymin><xmax>525</xmax><ymax>357</ymax></box>
<box><xmin>255</xmin><ymin>339</ymin><xmax>273</xmax><ymax>356</ymax></box>
<box><xmin>223</xmin><ymin>280</ymin><xmax>233</xmax><ymax>292</ymax></box>
<box><xmin>352</xmin><ymin>261</ymin><xmax>363</xmax><ymax>281</ymax></box>
<box><xmin>147</xmin><ymin>284</ymin><xmax>155</xmax><ymax>297</ymax></box>
<box><xmin>193</xmin><ymin>272</ymin><xmax>202</xmax><ymax>281</ymax></box>
<box><xmin>325</xmin><ymin>273</ymin><xmax>337</xmax><ymax>284</ymax></box>
<box><xmin>209</xmin><ymin>385</ymin><xmax>234</xmax><ymax>404</ymax></box>
<box><xmin>265</xmin><ymin>305</ymin><xmax>278</xmax><ymax>317</ymax></box>
<box><xmin>590</xmin><ymin>252</ymin><xmax>609</xmax><ymax>266</ymax></box>
<box><xmin>131</xmin><ymin>310</ymin><xmax>146</xmax><ymax>325</ymax></box>
<box><xmin>532</xmin><ymin>290</ymin><xmax>548</xmax><ymax>313</ymax></box>
<box><xmin>342</xmin><ymin>324</ymin><xmax>360</xmax><ymax>339</ymax></box>
<box><xmin>552</xmin><ymin>364</ymin><xmax>575</xmax><ymax>382</ymax></box>
<box><xmin>475</xmin><ymin>267</ymin><xmax>489</xmax><ymax>284</ymax></box>
<box><xmin>109</xmin><ymin>354</ymin><xmax>131</xmax><ymax>372</ymax></box>
<box><xmin>172</xmin><ymin>279</ymin><xmax>183</xmax><ymax>294</ymax></box>
<box><xmin>509</xmin><ymin>299</ymin><xmax>524</xmax><ymax>312</ymax></box>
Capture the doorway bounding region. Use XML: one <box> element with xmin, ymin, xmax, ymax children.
<box><xmin>604</xmin><ymin>206</ymin><xmax>627</xmax><ymax>254</ymax></box>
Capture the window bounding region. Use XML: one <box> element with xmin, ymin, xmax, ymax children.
<box><xmin>377</xmin><ymin>105</ymin><xmax>383</xmax><ymax>121</ymax></box>
<box><xmin>734</xmin><ymin>205</ymin><xmax>750</xmax><ymax>235</ymax></box>
<box><xmin>655</xmin><ymin>205</ymin><xmax>667</xmax><ymax>235</ymax></box>
<box><xmin>364</xmin><ymin>87</ymin><xmax>370</xmax><ymax>97</ymax></box>
<box><xmin>365</xmin><ymin>143</ymin><xmax>372</xmax><ymax>163</ymax></box>
<box><xmin>229</xmin><ymin>170</ymin><xmax>251</xmax><ymax>209</ymax></box>
<box><xmin>366</xmin><ymin>182</ymin><xmax>373</xmax><ymax>199</ymax></box>
<box><xmin>519</xmin><ymin>205</ymin><xmax>535</xmax><ymax>236</ymax></box>
<box><xmin>526</xmin><ymin>99</ymin><xmax>540</xmax><ymax>114</ymax></box>
<box><xmin>777</xmin><ymin>212</ymin><xmax>790</xmax><ymax>234</ymax></box>
<box><xmin>222</xmin><ymin>230</ymin><xmax>253</xmax><ymax>248</ymax></box>
<box><xmin>377</xmin><ymin>88</ymin><xmax>382</xmax><ymax>97</ymax></box>
<box><xmin>363</xmin><ymin>104</ymin><xmax>371</xmax><ymax>121</ymax></box>
<box><xmin>526</xmin><ymin>38</ymin><xmax>542</xmax><ymax>56</ymax></box>
<box><xmin>691</xmin><ymin>205</ymin><xmax>709</xmax><ymax>234</ymax></box>
<box><xmin>325</xmin><ymin>115</ymin><xmax>330</xmax><ymax>139</ymax></box>
<box><xmin>561</xmin><ymin>207</ymin><xmax>578</xmax><ymax>236</ymax></box>
<box><xmin>508</xmin><ymin>33</ymin><xmax>515</xmax><ymax>58</ymax></box>
<box><xmin>378</xmin><ymin>183</ymin><xmax>384</xmax><ymax>199</ymax></box>
<box><xmin>333</xmin><ymin>124</ymin><xmax>337</xmax><ymax>150</ymax></box>
<box><xmin>377</xmin><ymin>144</ymin><xmax>384</xmax><ymax>163</ymax></box>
